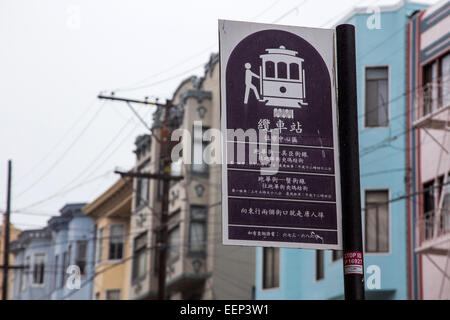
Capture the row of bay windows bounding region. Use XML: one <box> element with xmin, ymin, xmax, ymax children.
<box><xmin>17</xmin><ymin>241</ymin><xmax>88</xmax><ymax>293</ymax></box>
<box><xmin>94</xmin><ymin>206</ymin><xmax>208</xmax><ymax>283</ymax></box>
<box><xmin>134</xmin><ymin>124</ymin><xmax>210</xmax><ymax>211</ymax></box>
<box><xmin>132</xmin><ymin>206</ymin><xmax>208</xmax><ymax>282</ymax></box>
<box><xmin>422</xmin><ymin>52</ymin><xmax>450</xmax><ymax>116</ymax></box>
<box><xmin>262</xmin><ymin>189</ymin><xmax>390</xmax><ymax>289</ymax></box>
<box><xmin>366</xmin><ymin>53</ymin><xmax>450</xmax><ymax>124</ymax></box>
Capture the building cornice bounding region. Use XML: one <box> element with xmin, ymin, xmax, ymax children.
<box><xmin>332</xmin><ymin>0</ymin><xmax>430</xmax><ymax>28</ymax></box>
<box><xmin>83</xmin><ymin>176</ymin><xmax>132</xmax><ymax>218</ymax></box>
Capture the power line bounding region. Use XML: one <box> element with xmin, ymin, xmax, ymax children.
<box><xmin>16</xmin><ymin>170</ymin><xmax>112</xmax><ymax>212</ymax></box>
<box><xmin>110</xmin><ymin>0</ymin><xmax>313</xmax><ymax>94</ymax></box>
<box><xmin>14</xmin><ymin>98</ymin><xmax>98</xmax><ymax>185</ymax></box>
<box><xmin>16</xmin><ymin>104</ymin><xmax>152</xmax><ymax>212</ymax></box>
<box><xmin>14</xmin><ymin>101</ymin><xmax>106</xmax><ymax>199</ymax></box>
<box><xmin>272</xmin><ymin>0</ymin><xmax>309</xmax><ymax>24</ymax></box>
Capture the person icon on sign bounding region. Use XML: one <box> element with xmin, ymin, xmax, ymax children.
<box><xmin>244</xmin><ymin>63</ymin><xmax>262</xmax><ymax>104</ymax></box>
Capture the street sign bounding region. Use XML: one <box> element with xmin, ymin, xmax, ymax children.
<box><xmin>219</xmin><ymin>20</ymin><xmax>342</xmax><ymax>250</ymax></box>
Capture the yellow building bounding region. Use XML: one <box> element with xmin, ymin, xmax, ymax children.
<box><xmin>83</xmin><ymin>176</ymin><xmax>132</xmax><ymax>300</ymax></box>
<box><xmin>0</xmin><ymin>217</ymin><xmax>21</xmax><ymax>299</ymax></box>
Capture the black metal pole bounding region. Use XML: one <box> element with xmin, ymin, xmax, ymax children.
<box><xmin>2</xmin><ymin>160</ymin><xmax>12</xmax><ymax>300</ymax></box>
<box><xmin>336</xmin><ymin>24</ymin><xmax>365</xmax><ymax>300</ymax></box>
<box><xmin>157</xmin><ymin>100</ymin><xmax>172</xmax><ymax>300</ymax></box>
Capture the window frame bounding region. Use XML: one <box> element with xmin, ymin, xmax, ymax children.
<box><xmin>191</xmin><ymin>124</ymin><xmax>210</xmax><ymax>175</ymax></box>
<box><xmin>188</xmin><ymin>205</ymin><xmax>207</xmax><ymax>255</ymax></box>
<box><xmin>315</xmin><ymin>250</ymin><xmax>324</xmax><ymax>281</ymax></box>
<box><xmin>61</xmin><ymin>251</ymin><xmax>69</xmax><ymax>288</ymax></box>
<box><xmin>421</xmin><ymin>50</ymin><xmax>450</xmax><ymax>116</ymax></box>
<box><xmin>96</xmin><ymin>227</ymin><xmax>104</xmax><ymax>265</ymax></box>
<box><xmin>53</xmin><ymin>254</ymin><xmax>59</xmax><ymax>290</ymax></box>
<box><xmin>167</xmin><ymin>224</ymin><xmax>181</xmax><ymax>263</ymax></box>
<box><xmin>76</xmin><ymin>240</ymin><xmax>88</xmax><ymax>276</ymax></box>
<box><xmin>364</xmin><ymin>188</ymin><xmax>391</xmax><ymax>255</ymax></box>
<box><xmin>439</xmin><ymin>52</ymin><xmax>450</xmax><ymax>108</ymax></box>
<box><xmin>21</xmin><ymin>256</ymin><xmax>30</xmax><ymax>292</ymax></box>
<box><xmin>331</xmin><ymin>250</ymin><xmax>343</xmax><ymax>262</ymax></box>
<box><xmin>135</xmin><ymin>160</ymin><xmax>150</xmax><ymax>210</ymax></box>
<box><xmin>261</xmin><ymin>247</ymin><xmax>280</xmax><ymax>290</ymax></box>
<box><xmin>32</xmin><ymin>253</ymin><xmax>46</xmax><ymax>286</ymax></box>
<box><xmin>132</xmin><ymin>231</ymin><xmax>148</xmax><ymax>283</ymax></box>
<box><xmin>108</xmin><ymin>224</ymin><xmax>125</xmax><ymax>261</ymax></box>
<box><xmin>105</xmin><ymin>289</ymin><xmax>122</xmax><ymax>300</ymax></box>
<box><xmin>363</xmin><ymin>65</ymin><xmax>390</xmax><ymax>129</ymax></box>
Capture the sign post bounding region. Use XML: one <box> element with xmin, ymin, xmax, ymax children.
<box><xmin>219</xmin><ymin>20</ymin><xmax>342</xmax><ymax>251</ymax></box>
<box><xmin>219</xmin><ymin>20</ymin><xmax>366</xmax><ymax>299</ymax></box>
<box><xmin>336</xmin><ymin>24</ymin><xmax>365</xmax><ymax>300</ymax></box>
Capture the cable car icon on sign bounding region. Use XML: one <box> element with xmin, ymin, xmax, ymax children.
<box><xmin>244</xmin><ymin>45</ymin><xmax>307</xmax><ymax>108</ymax></box>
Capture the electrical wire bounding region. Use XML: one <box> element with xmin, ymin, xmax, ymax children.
<box><xmin>14</xmin><ymin>101</ymin><xmax>107</xmax><ymax>199</ymax></box>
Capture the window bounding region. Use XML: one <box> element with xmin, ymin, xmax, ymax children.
<box><xmin>109</xmin><ymin>225</ymin><xmax>125</xmax><ymax>260</ymax></box>
<box><xmin>189</xmin><ymin>206</ymin><xmax>207</xmax><ymax>253</ymax></box>
<box><xmin>423</xmin><ymin>61</ymin><xmax>438</xmax><ymax>115</ymax></box>
<box><xmin>33</xmin><ymin>254</ymin><xmax>45</xmax><ymax>285</ymax></box>
<box><xmin>423</xmin><ymin>181</ymin><xmax>436</xmax><ymax>240</ymax></box>
<box><xmin>135</xmin><ymin>162</ymin><xmax>150</xmax><ymax>207</ymax></box>
<box><xmin>21</xmin><ymin>256</ymin><xmax>30</xmax><ymax>292</ymax></box>
<box><xmin>365</xmin><ymin>190</ymin><xmax>389</xmax><ymax>253</ymax></box>
<box><xmin>365</xmin><ymin>66</ymin><xmax>389</xmax><ymax>127</ymax></box>
<box><xmin>171</xmin><ymin>157</ymin><xmax>183</xmax><ymax>177</ymax></box>
<box><xmin>332</xmin><ymin>250</ymin><xmax>343</xmax><ymax>261</ymax></box>
<box><xmin>53</xmin><ymin>255</ymin><xmax>58</xmax><ymax>290</ymax></box>
<box><xmin>61</xmin><ymin>251</ymin><xmax>69</xmax><ymax>288</ymax></box>
<box><xmin>316</xmin><ymin>250</ymin><xmax>324</xmax><ymax>280</ymax></box>
<box><xmin>97</xmin><ymin>228</ymin><xmax>104</xmax><ymax>263</ymax></box>
<box><xmin>66</xmin><ymin>244</ymin><xmax>72</xmax><ymax>284</ymax></box>
<box><xmin>105</xmin><ymin>289</ymin><xmax>121</xmax><ymax>300</ymax></box>
<box><xmin>170</xmin><ymin>158</ymin><xmax>183</xmax><ymax>189</ymax></box>
<box><xmin>191</xmin><ymin>124</ymin><xmax>209</xmax><ymax>174</ymax></box>
<box><xmin>443</xmin><ymin>193</ymin><xmax>450</xmax><ymax>233</ymax></box>
<box><xmin>132</xmin><ymin>232</ymin><xmax>147</xmax><ymax>281</ymax></box>
<box><xmin>168</xmin><ymin>226</ymin><xmax>180</xmax><ymax>261</ymax></box>
<box><xmin>95</xmin><ymin>292</ymin><xmax>100</xmax><ymax>300</ymax></box>
<box><xmin>68</xmin><ymin>245</ymin><xmax>72</xmax><ymax>265</ymax></box>
<box><xmin>76</xmin><ymin>241</ymin><xmax>88</xmax><ymax>275</ymax></box>
<box><xmin>262</xmin><ymin>247</ymin><xmax>279</xmax><ymax>289</ymax></box>
<box><xmin>440</xmin><ymin>53</ymin><xmax>450</xmax><ymax>108</ymax></box>
<box><xmin>154</xmin><ymin>233</ymin><xmax>160</xmax><ymax>275</ymax></box>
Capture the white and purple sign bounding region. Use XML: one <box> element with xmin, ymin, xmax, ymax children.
<box><xmin>220</xmin><ymin>20</ymin><xmax>342</xmax><ymax>250</ymax></box>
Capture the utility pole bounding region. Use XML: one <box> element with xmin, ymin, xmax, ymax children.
<box><xmin>98</xmin><ymin>93</ymin><xmax>181</xmax><ymax>300</ymax></box>
<box><xmin>2</xmin><ymin>160</ymin><xmax>12</xmax><ymax>300</ymax></box>
<box><xmin>336</xmin><ymin>24</ymin><xmax>365</xmax><ymax>300</ymax></box>
<box><xmin>156</xmin><ymin>100</ymin><xmax>171</xmax><ymax>300</ymax></box>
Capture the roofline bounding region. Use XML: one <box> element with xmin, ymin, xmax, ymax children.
<box><xmin>59</xmin><ymin>202</ymin><xmax>88</xmax><ymax>213</ymax></box>
<box><xmin>171</xmin><ymin>75</ymin><xmax>198</xmax><ymax>102</ymax></box>
<box><xmin>82</xmin><ymin>175</ymin><xmax>131</xmax><ymax>216</ymax></box>
<box><xmin>331</xmin><ymin>0</ymin><xmax>430</xmax><ymax>28</ymax></box>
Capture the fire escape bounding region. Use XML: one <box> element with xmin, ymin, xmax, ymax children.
<box><xmin>414</xmin><ymin>78</ymin><xmax>450</xmax><ymax>297</ymax></box>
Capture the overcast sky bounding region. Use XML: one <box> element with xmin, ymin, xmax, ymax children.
<box><xmin>0</xmin><ymin>0</ymin><xmax>438</xmax><ymax>230</ymax></box>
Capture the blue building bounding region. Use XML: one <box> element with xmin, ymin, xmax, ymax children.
<box><xmin>11</xmin><ymin>203</ymin><xmax>95</xmax><ymax>300</ymax></box>
<box><xmin>255</xmin><ymin>1</ymin><xmax>429</xmax><ymax>300</ymax></box>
